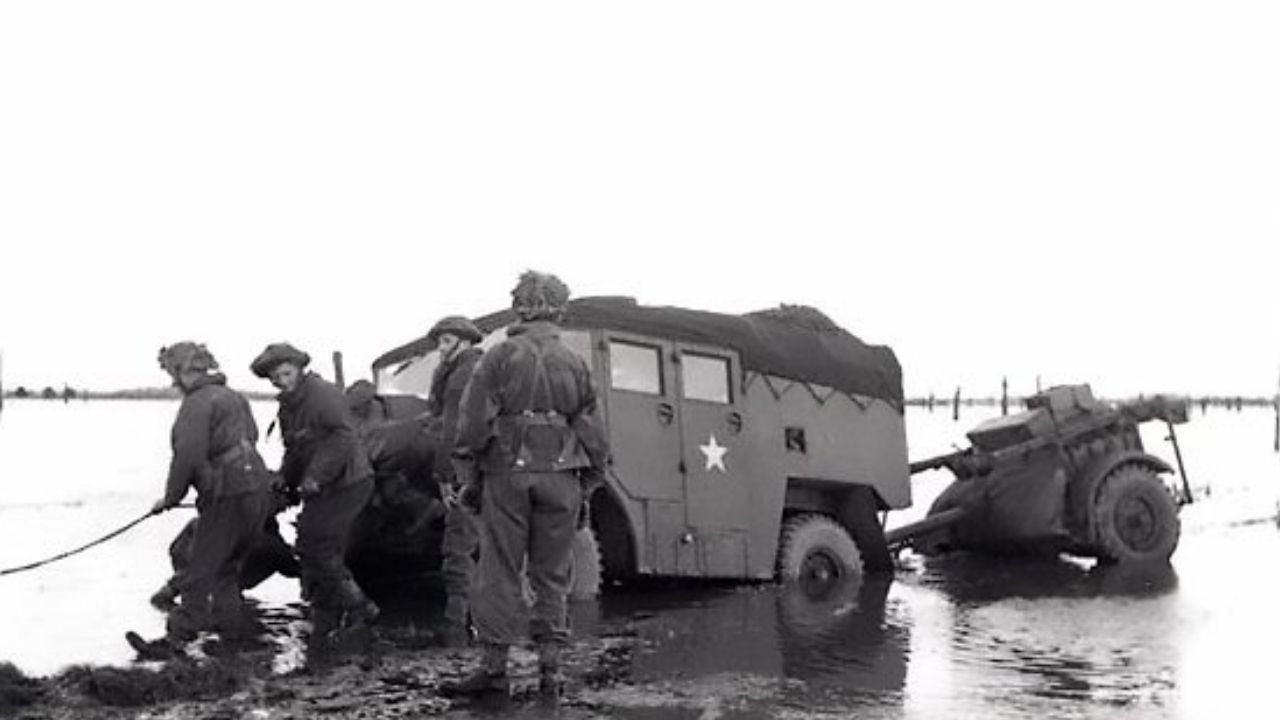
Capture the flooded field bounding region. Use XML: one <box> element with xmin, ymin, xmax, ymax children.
<box><xmin>2</xmin><ymin>399</ymin><xmax>1279</xmax><ymax>718</ymax></box>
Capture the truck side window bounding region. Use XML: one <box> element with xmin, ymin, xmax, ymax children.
<box><xmin>682</xmin><ymin>353</ymin><xmax>731</xmax><ymax>404</ymax></box>
<box><xmin>609</xmin><ymin>340</ymin><xmax>663</xmax><ymax>395</ymax></box>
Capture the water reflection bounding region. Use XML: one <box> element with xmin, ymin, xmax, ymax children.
<box><xmin>912</xmin><ymin>554</ymin><xmax>1180</xmax><ymax>716</ymax></box>
<box><xmin>918</xmin><ymin>553</ymin><xmax>1179</xmax><ymax>604</ymax></box>
<box><xmin>593</xmin><ymin>575</ymin><xmax>910</xmax><ymax>715</ymax></box>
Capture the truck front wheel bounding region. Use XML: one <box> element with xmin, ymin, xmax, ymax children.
<box><xmin>776</xmin><ymin>514</ymin><xmax>864</xmax><ymax>595</ymax></box>
<box><xmin>1092</xmin><ymin>465</ymin><xmax>1180</xmax><ymax>563</ymax></box>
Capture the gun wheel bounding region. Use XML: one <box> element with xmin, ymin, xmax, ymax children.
<box><xmin>776</xmin><ymin>514</ymin><xmax>863</xmax><ymax>598</ymax></box>
<box><xmin>1092</xmin><ymin>465</ymin><xmax>1180</xmax><ymax>563</ymax></box>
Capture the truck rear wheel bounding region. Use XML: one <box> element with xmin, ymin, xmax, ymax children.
<box><xmin>776</xmin><ymin>514</ymin><xmax>863</xmax><ymax>595</ymax></box>
<box><xmin>519</xmin><ymin>527</ymin><xmax>602</xmax><ymax>602</ymax></box>
<box><xmin>568</xmin><ymin>526</ymin><xmax>602</xmax><ymax>600</ymax></box>
<box><xmin>1092</xmin><ymin>465</ymin><xmax>1180</xmax><ymax>563</ymax></box>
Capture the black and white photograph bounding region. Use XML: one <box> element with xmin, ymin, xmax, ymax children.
<box><xmin>2</xmin><ymin>2</ymin><xmax>1278</xmax><ymax>718</ymax></box>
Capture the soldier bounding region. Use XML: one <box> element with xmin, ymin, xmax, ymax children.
<box><xmin>441</xmin><ymin>272</ymin><xmax>609</xmax><ymax>702</ymax></box>
<box><xmin>344</xmin><ymin>381</ymin><xmax>443</xmax><ymax>554</ymax></box>
<box><xmin>126</xmin><ymin>343</ymin><xmax>275</xmax><ymax>660</ymax></box>
<box><xmin>149</xmin><ymin>512</ymin><xmax>300</xmax><ymax>613</ymax></box>
<box><xmin>250</xmin><ymin>342</ymin><xmax>379</xmax><ymax>638</ymax></box>
<box><xmin>422</xmin><ymin>315</ymin><xmax>486</xmax><ymax>647</ymax></box>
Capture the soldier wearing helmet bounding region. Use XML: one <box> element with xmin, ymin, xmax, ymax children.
<box><xmin>126</xmin><ymin>342</ymin><xmax>276</xmax><ymax>660</ymax></box>
<box><xmin>441</xmin><ymin>272</ymin><xmax>609</xmax><ymax>702</ymax></box>
<box><xmin>250</xmin><ymin>342</ymin><xmax>379</xmax><ymax>640</ymax></box>
<box><xmin>421</xmin><ymin>314</ymin><xmax>486</xmax><ymax>647</ymax></box>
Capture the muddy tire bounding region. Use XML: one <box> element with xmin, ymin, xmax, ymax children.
<box><xmin>776</xmin><ymin>513</ymin><xmax>863</xmax><ymax>595</ymax></box>
<box><xmin>568</xmin><ymin>526</ymin><xmax>602</xmax><ymax>600</ymax></box>
<box><xmin>518</xmin><ymin>527</ymin><xmax>602</xmax><ymax>602</ymax></box>
<box><xmin>1092</xmin><ymin>465</ymin><xmax>1180</xmax><ymax>563</ymax></box>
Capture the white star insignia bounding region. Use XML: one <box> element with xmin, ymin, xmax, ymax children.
<box><xmin>700</xmin><ymin>434</ymin><xmax>728</xmax><ymax>473</ymax></box>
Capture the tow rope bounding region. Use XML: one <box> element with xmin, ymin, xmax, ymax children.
<box><xmin>0</xmin><ymin>507</ymin><xmax>182</xmax><ymax>577</ymax></box>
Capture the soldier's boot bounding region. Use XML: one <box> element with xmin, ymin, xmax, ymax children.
<box><xmin>536</xmin><ymin>643</ymin><xmax>564</xmax><ymax>705</ymax></box>
<box><xmin>149</xmin><ymin>580</ymin><xmax>180</xmax><ymax>612</ymax></box>
<box><xmin>439</xmin><ymin>595</ymin><xmax>471</xmax><ymax>648</ymax></box>
<box><xmin>125</xmin><ymin>631</ymin><xmax>187</xmax><ymax>662</ymax></box>
<box><xmin>310</xmin><ymin>605</ymin><xmax>341</xmax><ymax>640</ymax></box>
<box><xmin>336</xmin><ymin>579</ymin><xmax>380</xmax><ymax>630</ymax></box>
<box><xmin>439</xmin><ymin>643</ymin><xmax>510</xmax><ymax>698</ymax></box>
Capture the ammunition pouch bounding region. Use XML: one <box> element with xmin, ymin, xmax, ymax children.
<box><xmin>498</xmin><ymin>411</ymin><xmax>588</xmax><ymax>472</ymax></box>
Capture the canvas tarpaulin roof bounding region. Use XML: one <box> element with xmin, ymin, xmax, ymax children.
<box><xmin>373</xmin><ymin>296</ymin><xmax>903</xmax><ymax>406</ymax></box>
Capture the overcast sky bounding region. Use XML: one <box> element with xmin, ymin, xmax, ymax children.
<box><xmin>2</xmin><ymin>2</ymin><xmax>1277</xmax><ymax>400</ymax></box>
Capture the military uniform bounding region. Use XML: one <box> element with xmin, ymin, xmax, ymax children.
<box><xmin>454</xmin><ymin>319</ymin><xmax>608</xmax><ymax>679</ymax></box>
<box><xmin>427</xmin><ymin>345</ymin><xmax>484</xmax><ymax>635</ymax></box>
<box><xmin>274</xmin><ymin>371</ymin><xmax>377</xmax><ymax>626</ymax></box>
<box><xmin>159</xmin><ymin>373</ymin><xmax>275</xmax><ymax>645</ymax></box>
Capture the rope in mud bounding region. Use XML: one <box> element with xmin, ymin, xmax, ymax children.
<box><xmin>0</xmin><ymin>505</ymin><xmax>191</xmax><ymax>577</ymax></box>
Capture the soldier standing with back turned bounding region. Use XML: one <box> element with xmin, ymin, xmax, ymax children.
<box><xmin>441</xmin><ymin>272</ymin><xmax>609</xmax><ymax>703</ymax></box>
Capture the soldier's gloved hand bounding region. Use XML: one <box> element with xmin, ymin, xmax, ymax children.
<box><xmin>459</xmin><ymin>481</ymin><xmax>482</xmax><ymax>515</ymax></box>
<box><xmin>298</xmin><ymin>476</ymin><xmax>321</xmax><ymax>499</ymax></box>
<box><xmin>150</xmin><ymin>498</ymin><xmax>175</xmax><ymax>516</ymax></box>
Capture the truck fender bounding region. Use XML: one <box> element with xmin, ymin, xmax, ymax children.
<box><xmin>587</xmin><ymin>481</ymin><xmax>639</xmax><ymax>581</ymax></box>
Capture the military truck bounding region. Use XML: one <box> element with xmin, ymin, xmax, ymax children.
<box><xmin>888</xmin><ymin>384</ymin><xmax>1190</xmax><ymax>563</ymax></box>
<box><xmin>368</xmin><ymin>297</ymin><xmax>912</xmax><ymax>598</ymax></box>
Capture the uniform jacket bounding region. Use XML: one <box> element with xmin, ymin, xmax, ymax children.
<box><xmin>427</xmin><ymin>346</ymin><xmax>483</xmax><ymax>481</ymax></box>
<box><xmin>277</xmin><ymin>372</ymin><xmax>372</xmax><ymax>492</ymax></box>
<box><xmin>456</xmin><ymin>321</ymin><xmax>608</xmax><ymax>475</ymax></box>
<box><xmin>163</xmin><ymin>373</ymin><xmax>268</xmax><ymax>506</ymax></box>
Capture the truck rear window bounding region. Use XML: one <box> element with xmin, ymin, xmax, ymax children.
<box><xmin>609</xmin><ymin>341</ymin><xmax>662</xmax><ymax>395</ymax></box>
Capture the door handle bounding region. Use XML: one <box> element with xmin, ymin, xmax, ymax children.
<box><xmin>657</xmin><ymin>402</ymin><xmax>674</xmax><ymax>425</ymax></box>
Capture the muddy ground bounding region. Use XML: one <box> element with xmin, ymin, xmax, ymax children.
<box><xmin>2</xmin><ymin>623</ymin><xmax>647</xmax><ymax>719</ymax></box>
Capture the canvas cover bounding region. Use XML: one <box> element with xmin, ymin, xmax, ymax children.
<box><xmin>373</xmin><ymin>296</ymin><xmax>903</xmax><ymax>406</ymax></box>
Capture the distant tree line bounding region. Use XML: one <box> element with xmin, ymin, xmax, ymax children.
<box><xmin>905</xmin><ymin>394</ymin><xmax>1274</xmax><ymax>414</ymax></box>
<box><xmin>1</xmin><ymin>386</ymin><xmax>275</xmax><ymax>401</ymax></box>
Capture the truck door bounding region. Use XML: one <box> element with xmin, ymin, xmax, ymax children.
<box><xmin>603</xmin><ymin>335</ymin><xmax>683</xmax><ymax>502</ymax></box>
<box><xmin>676</xmin><ymin>344</ymin><xmax>750</xmax><ymax>574</ymax></box>
<box><xmin>602</xmin><ymin>334</ymin><xmax>685</xmax><ymax>574</ymax></box>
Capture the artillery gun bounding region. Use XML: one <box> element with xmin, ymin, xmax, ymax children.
<box><xmin>888</xmin><ymin>385</ymin><xmax>1191</xmax><ymax>563</ymax></box>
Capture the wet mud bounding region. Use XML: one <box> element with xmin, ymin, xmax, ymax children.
<box><xmin>1</xmin><ymin>575</ymin><xmax>903</xmax><ymax>720</ymax></box>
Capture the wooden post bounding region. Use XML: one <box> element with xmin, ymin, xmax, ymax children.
<box><xmin>1274</xmin><ymin>366</ymin><xmax>1279</xmax><ymax>453</ymax></box>
<box><xmin>1001</xmin><ymin>376</ymin><xmax>1009</xmax><ymax>416</ymax></box>
<box><xmin>952</xmin><ymin>386</ymin><xmax>961</xmax><ymax>422</ymax></box>
<box><xmin>1273</xmin><ymin>397</ymin><xmax>1278</xmax><ymax>453</ymax></box>
<box><xmin>332</xmin><ymin>351</ymin><xmax>346</xmax><ymax>390</ymax></box>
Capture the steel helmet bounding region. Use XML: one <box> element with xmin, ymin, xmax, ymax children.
<box><xmin>427</xmin><ymin>315</ymin><xmax>483</xmax><ymax>344</ymax></box>
<box><xmin>510</xmin><ymin>270</ymin><xmax>570</xmax><ymax>321</ymax></box>
<box><xmin>250</xmin><ymin>342</ymin><xmax>311</xmax><ymax>379</ymax></box>
<box><xmin>158</xmin><ymin>342</ymin><xmax>218</xmax><ymax>376</ymax></box>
